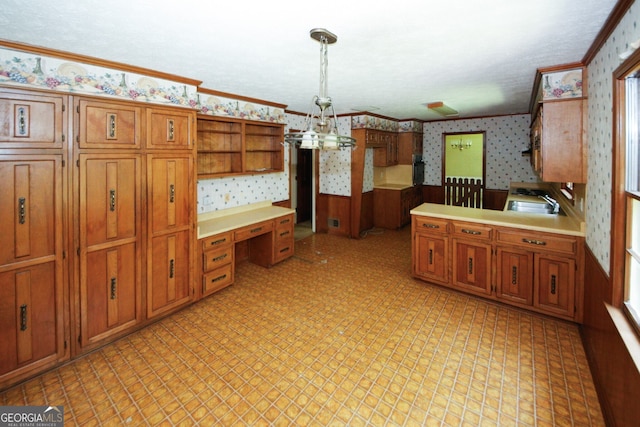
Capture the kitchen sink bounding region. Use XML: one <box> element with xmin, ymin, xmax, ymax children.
<box><xmin>507</xmin><ymin>200</ymin><xmax>563</xmax><ymax>215</ymax></box>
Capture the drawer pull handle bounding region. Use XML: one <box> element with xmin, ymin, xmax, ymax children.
<box><xmin>551</xmin><ymin>275</ymin><xmax>557</xmax><ymax>295</ymax></box>
<box><xmin>462</xmin><ymin>229</ymin><xmax>481</xmax><ymax>235</ymax></box>
<box><xmin>428</xmin><ymin>249</ymin><xmax>433</xmax><ymax>264</ymax></box>
<box><xmin>211</xmin><ymin>274</ymin><xmax>227</xmax><ymax>283</ymax></box>
<box><xmin>511</xmin><ymin>266</ymin><xmax>518</xmax><ymax>285</ymax></box>
<box><xmin>210</xmin><ymin>238</ymin><xmax>227</xmax><ymax>246</ymax></box>
<box><xmin>422</xmin><ymin>223</ymin><xmax>439</xmax><ymax>229</ymax></box>
<box><xmin>17</xmin><ymin>107</ymin><xmax>27</xmax><ymax>135</ymax></box>
<box><xmin>167</xmin><ymin>119</ymin><xmax>175</xmax><ymax>141</ymax></box>
<box><xmin>110</xmin><ymin>189</ymin><xmax>116</xmax><ymax>212</ymax></box>
<box><xmin>20</xmin><ymin>304</ymin><xmax>27</xmax><ymax>331</ymax></box>
<box><xmin>18</xmin><ymin>197</ymin><xmax>26</xmax><ymax>224</ymax></box>
<box><xmin>279</xmin><ymin>231</ymin><xmax>290</xmax><ymax>237</ymax></box>
<box><xmin>250</xmin><ymin>227</ymin><xmax>263</xmax><ymax>233</ymax></box>
<box><xmin>468</xmin><ymin>257</ymin><xmax>473</xmax><ymax>274</ymax></box>
<box><xmin>169</xmin><ymin>184</ymin><xmax>175</xmax><ymax>203</ymax></box>
<box><xmin>108</xmin><ymin>114</ymin><xmax>117</xmax><ymax>139</ymax></box>
<box><xmin>169</xmin><ymin>259</ymin><xmax>175</xmax><ymax>278</ymax></box>
<box><xmin>213</xmin><ymin>254</ymin><xmax>227</xmax><ymax>262</ymax></box>
<box><xmin>110</xmin><ymin>277</ymin><xmax>117</xmax><ymax>300</ymax></box>
<box><xmin>280</xmin><ymin>218</ymin><xmax>290</xmax><ymax>224</ymax></box>
<box><xmin>279</xmin><ymin>247</ymin><xmax>290</xmax><ymax>253</ymax></box>
<box><xmin>522</xmin><ymin>238</ymin><xmax>546</xmax><ymax>246</ymax></box>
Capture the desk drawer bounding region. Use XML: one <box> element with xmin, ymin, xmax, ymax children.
<box><xmin>274</xmin><ymin>240</ymin><xmax>294</xmax><ymax>264</ymax></box>
<box><xmin>414</xmin><ymin>216</ymin><xmax>449</xmax><ymax>234</ymax></box>
<box><xmin>234</xmin><ymin>220</ymin><xmax>273</xmax><ymax>241</ymax></box>
<box><xmin>201</xmin><ymin>232</ymin><xmax>233</xmax><ymax>251</ymax></box>
<box><xmin>203</xmin><ymin>245</ymin><xmax>233</xmax><ymax>271</ymax></box>
<box><xmin>202</xmin><ymin>264</ymin><xmax>233</xmax><ymax>296</ymax></box>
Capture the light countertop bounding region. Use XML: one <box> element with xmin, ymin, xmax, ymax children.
<box><xmin>197</xmin><ymin>201</ymin><xmax>295</xmax><ymax>239</ymax></box>
<box><xmin>410</xmin><ymin>183</ymin><xmax>585</xmax><ymax>237</ymax></box>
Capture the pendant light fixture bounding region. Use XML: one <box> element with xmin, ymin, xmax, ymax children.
<box><xmin>284</xmin><ymin>28</ymin><xmax>356</xmax><ymax>149</ymax></box>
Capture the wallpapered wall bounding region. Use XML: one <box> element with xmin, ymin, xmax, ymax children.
<box><xmin>422</xmin><ymin>114</ymin><xmax>538</xmax><ymax>189</ymax></box>
<box><xmin>586</xmin><ymin>1</ymin><xmax>640</xmax><ymax>274</ymax></box>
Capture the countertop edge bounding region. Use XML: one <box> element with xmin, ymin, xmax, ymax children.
<box><xmin>197</xmin><ymin>204</ymin><xmax>295</xmax><ymax>239</ymax></box>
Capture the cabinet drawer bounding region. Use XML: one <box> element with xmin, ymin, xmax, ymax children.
<box><xmin>452</xmin><ymin>222</ymin><xmax>492</xmax><ymax>240</ymax></box>
<box><xmin>202</xmin><ymin>264</ymin><xmax>233</xmax><ymax>296</ymax></box>
<box><xmin>273</xmin><ymin>240</ymin><xmax>294</xmax><ymax>264</ymax></box>
<box><xmin>414</xmin><ymin>216</ymin><xmax>449</xmax><ymax>234</ymax></box>
<box><xmin>201</xmin><ymin>232</ymin><xmax>233</xmax><ymax>251</ymax></box>
<box><xmin>234</xmin><ymin>220</ymin><xmax>273</xmax><ymax>241</ymax></box>
<box><xmin>497</xmin><ymin>229</ymin><xmax>577</xmax><ymax>255</ymax></box>
<box><xmin>203</xmin><ymin>245</ymin><xmax>233</xmax><ymax>272</ymax></box>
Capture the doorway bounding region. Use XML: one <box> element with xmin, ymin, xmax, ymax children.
<box><xmin>296</xmin><ymin>146</ymin><xmax>313</xmax><ymax>223</ymax></box>
<box><xmin>442</xmin><ymin>132</ymin><xmax>486</xmax><ymax>207</ymax></box>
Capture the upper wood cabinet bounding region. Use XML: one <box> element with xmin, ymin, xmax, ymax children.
<box><xmin>0</xmin><ymin>90</ymin><xmax>66</xmax><ymax>149</ymax></box>
<box><xmin>76</xmin><ymin>98</ymin><xmax>142</xmax><ymax>149</ymax></box>
<box><xmin>398</xmin><ymin>132</ymin><xmax>423</xmax><ymax>165</ymax></box>
<box><xmin>531</xmin><ymin>99</ymin><xmax>586</xmax><ymax>183</ymax></box>
<box><xmin>197</xmin><ymin>115</ymin><xmax>284</xmax><ymax>177</ymax></box>
<box><xmin>146</xmin><ymin>107</ymin><xmax>195</xmax><ymax>150</ymax></box>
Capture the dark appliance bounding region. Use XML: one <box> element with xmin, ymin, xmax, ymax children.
<box><xmin>412</xmin><ymin>154</ymin><xmax>425</xmax><ymax>186</ymax></box>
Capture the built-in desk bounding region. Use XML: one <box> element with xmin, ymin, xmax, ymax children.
<box><xmin>197</xmin><ymin>201</ymin><xmax>295</xmax><ymax>297</ymax></box>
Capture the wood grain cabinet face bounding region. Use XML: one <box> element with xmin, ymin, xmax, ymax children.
<box><xmin>78</xmin><ymin>154</ymin><xmax>142</xmax><ymax>348</ymax></box>
<box><xmin>201</xmin><ymin>232</ymin><xmax>234</xmax><ymax>297</ymax></box>
<box><xmin>148</xmin><ymin>154</ymin><xmax>192</xmax><ymax>233</ymax></box>
<box><xmin>0</xmin><ymin>91</ymin><xmax>65</xmax><ymax>148</ymax></box>
<box><xmin>535</xmin><ymin>254</ymin><xmax>575</xmax><ymax>317</ymax></box>
<box><xmin>496</xmin><ymin>247</ymin><xmax>534</xmax><ymax>305</ymax></box>
<box><xmin>273</xmin><ymin>214</ymin><xmax>294</xmax><ymax>264</ymax></box>
<box><xmin>146</xmin><ymin>108</ymin><xmax>194</xmax><ymax>149</ymax></box>
<box><xmin>0</xmin><ymin>263</ymin><xmax>59</xmax><ymax>376</ymax></box>
<box><xmin>76</xmin><ymin>98</ymin><xmax>141</xmax><ymax>149</ymax></box>
<box><xmin>452</xmin><ymin>239</ymin><xmax>492</xmax><ymax>296</ymax></box>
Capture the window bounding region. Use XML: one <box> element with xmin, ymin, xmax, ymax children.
<box><xmin>614</xmin><ymin>51</ymin><xmax>640</xmax><ymax>331</ymax></box>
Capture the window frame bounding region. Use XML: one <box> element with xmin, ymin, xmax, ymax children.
<box><xmin>612</xmin><ymin>47</ymin><xmax>640</xmax><ymax>334</ymax></box>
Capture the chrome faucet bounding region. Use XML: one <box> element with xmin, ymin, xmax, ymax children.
<box><xmin>539</xmin><ymin>195</ymin><xmax>560</xmax><ymax>214</ymax></box>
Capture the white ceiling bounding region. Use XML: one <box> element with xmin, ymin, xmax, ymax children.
<box><xmin>0</xmin><ymin>0</ymin><xmax>618</xmax><ymax>121</ymax></box>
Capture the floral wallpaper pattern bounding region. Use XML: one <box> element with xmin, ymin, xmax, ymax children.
<box><xmin>0</xmin><ymin>47</ymin><xmax>198</xmax><ymax>107</ymax></box>
<box><xmin>586</xmin><ymin>1</ymin><xmax>640</xmax><ymax>274</ymax></box>
<box><xmin>541</xmin><ymin>68</ymin><xmax>584</xmax><ymax>100</ymax></box>
<box><xmin>352</xmin><ymin>115</ymin><xmax>399</xmax><ymax>131</ymax></box>
<box><xmin>198</xmin><ymin>92</ymin><xmax>286</xmax><ymax>123</ymax></box>
<box><xmin>422</xmin><ymin>115</ymin><xmax>538</xmax><ymax>189</ymax></box>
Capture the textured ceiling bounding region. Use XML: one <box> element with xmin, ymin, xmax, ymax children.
<box><xmin>0</xmin><ymin>0</ymin><xmax>618</xmax><ymax>121</ymax></box>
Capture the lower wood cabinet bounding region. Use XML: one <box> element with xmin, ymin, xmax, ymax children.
<box><xmin>198</xmin><ymin>212</ymin><xmax>295</xmax><ymax>296</ymax></box>
<box><xmin>374</xmin><ymin>186</ymin><xmax>422</xmax><ymax>229</ymax></box>
<box><xmin>412</xmin><ymin>214</ymin><xmax>584</xmax><ymax>322</ymax></box>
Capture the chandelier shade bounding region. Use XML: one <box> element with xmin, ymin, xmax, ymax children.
<box><xmin>284</xmin><ymin>28</ymin><xmax>356</xmax><ymax>150</ymax></box>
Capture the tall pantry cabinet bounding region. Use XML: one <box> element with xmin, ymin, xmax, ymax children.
<box><xmin>0</xmin><ymin>88</ymin><xmax>69</xmax><ymax>387</ymax></box>
<box><xmin>0</xmin><ymin>85</ymin><xmax>197</xmax><ymax>388</ymax></box>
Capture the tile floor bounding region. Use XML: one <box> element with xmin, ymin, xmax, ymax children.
<box><xmin>0</xmin><ymin>227</ymin><xmax>603</xmax><ymax>426</ymax></box>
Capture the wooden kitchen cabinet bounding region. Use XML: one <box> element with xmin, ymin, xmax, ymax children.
<box><xmin>374</xmin><ymin>186</ymin><xmax>422</xmax><ymax>229</ymax></box>
<box><xmin>451</xmin><ymin>222</ymin><xmax>493</xmax><ymax>296</ymax></box>
<box><xmin>398</xmin><ymin>132</ymin><xmax>423</xmax><ymax>165</ymax></box>
<box><xmin>200</xmin><ymin>232</ymin><xmax>234</xmax><ymax>297</ymax></box>
<box><xmin>412</xmin><ymin>213</ymin><xmax>584</xmax><ymax>322</ymax></box>
<box><xmin>412</xmin><ymin>216</ymin><xmax>449</xmax><ymax>285</ymax></box>
<box><xmin>77</xmin><ymin>97</ymin><xmax>142</xmax><ymax>149</ymax></box>
<box><xmin>531</xmin><ymin>98</ymin><xmax>586</xmax><ymax>183</ymax></box>
<box><xmin>196</xmin><ymin>115</ymin><xmax>284</xmax><ymax>177</ymax></box>
<box><xmin>373</xmin><ymin>132</ymin><xmax>398</xmax><ymax>166</ymax></box>
<box><xmin>146</xmin><ymin>153</ymin><xmax>194</xmax><ymax>318</ymax></box>
<box><xmin>0</xmin><ymin>90</ymin><xmax>65</xmax><ymax>149</ymax></box>
<box><xmin>78</xmin><ymin>154</ymin><xmax>143</xmax><ymax>350</ymax></box>
<box><xmin>0</xmin><ymin>156</ymin><xmax>66</xmax><ymax>387</ymax></box>
<box><xmin>146</xmin><ymin>106</ymin><xmax>194</xmax><ymax>149</ymax></box>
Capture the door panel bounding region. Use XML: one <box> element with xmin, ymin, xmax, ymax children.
<box><xmin>148</xmin><ymin>155</ymin><xmax>192</xmax><ymax>232</ymax></box>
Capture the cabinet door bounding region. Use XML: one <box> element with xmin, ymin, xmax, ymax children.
<box><xmin>0</xmin><ymin>156</ymin><xmax>60</xmax><ymax>265</ymax></box>
<box><xmin>148</xmin><ymin>154</ymin><xmax>192</xmax><ymax>233</ymax></box>
<box><xmin>496</xmin><ymin>247</ymin><xmax>533</xmax><ymax>305</ymax></box>
<box><xmin>76</xmin><ymin>98</ymin><xmax>141</xmax><ymax>149</ymax></box>
<box><xmin>81</xmin><ymin>243</ymin><xmax>140</xmax><ymax>345</ymax></box>
<box><xmin>535</xmin><ymin>254</ymin><xmax>575</xmax><ymax>318</ymax></box>
<box><xmin>452</xmin><ymin>239</ymin><xmax>492</xmax><ymax>295</ymax></box>
<box><xmin>148</xmin><ymin>230</ymin><xmax>192</xmax><ymax>318</ymax></box>
<box><xmin>80</xmin><ymin>155</ymin><xmax>141</xmax><ymax>247</ymax></box>
<box><xmin>0</xmin><ymin>89</ymin><xmax>65</xmax><ymax>148</ymax></box>
<box><xmin>0</xmin><ymin>262</ymin><xmax>62</xmax><ymax>377</ymax></box>
<box><xmin>414</xmin><ymin>233</ymin><xmax>449</xmax><ymax>284</ymax></box>
<box><xmin>146</xmin><ymin>108</ymin><xmax>194</xmax><ymax>149</ymax></box>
